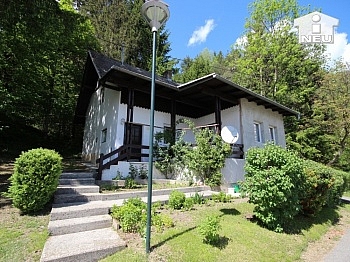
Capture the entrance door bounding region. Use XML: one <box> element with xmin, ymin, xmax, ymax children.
<box><xmin>125</xmin><ymin>124</ymin><xmax>142</xmax><ymax>161</ymax></box>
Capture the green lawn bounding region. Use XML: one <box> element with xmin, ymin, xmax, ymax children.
<box><xmin>343</xmin><ymin>190</ymin><xmax>350</xmax><ymax>197</ymax></box>
<box><xmin>101</xmin><ymin>201</ymin><xmax>350</xmax><ymax>262</ymax></box>
<box><xmin>0</xmin><ymin>206</ymin><xmax>49</xmax><ymax>262</ymax></box>
<box><xmin>0</xmin><ymin>163</ymin><xmax>50</xmax><ymax>262</ymax></box>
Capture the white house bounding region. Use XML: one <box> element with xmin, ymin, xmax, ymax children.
<box><xmin>75</xmin><ymin>51</ymin><xmax>298</xmax><ymax>185</ymax></box>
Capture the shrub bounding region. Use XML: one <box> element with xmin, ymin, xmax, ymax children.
<box><xmin>183</xmin><ymin>197</ymin><xmax>194</xmax><ymax>211</ymax></box>
<box><xmin>168</xmin><ymin>190</ymin><xmax>186</xmax><ymax>210</ymax></box>
<box><xmin>192</xmin><ymin>192</ymin><xmax>207</xmax><ymax>205</ymax></box>
<box><xmin>326</xmin><ymin>168</ymin><xmax>346</xmax><ymax>207</ymax></box>
<box><xmin>241</xmin><ymin>143</ymin><xmax>304</xmax><ymax>232</ymax></box>
<box><xmin>5</xmin><ymin>148</ymin><xmax>62</xmax><ymax>213</ymax></box>
<box><xmin>184</xmin><ymin>127</ymin><xmax>231</xmax><ymax>187</ymax></box>
<box><xmin>153</xmin><ymin>213</ymin><xmax>174</xmax><ymax>232</ymax></box>
<box><xmin>300</xmin><ymin>161</ymin><xmax>336</xmax><ymax>215</ymax></box>
<box><xmin>111</xmin><ymin>197</ymin><xmax>147</xmax><ymax>234</ymax></box>
<box><xmin>299</xmin><ymin>161</ymin><xmax>346</xmax><ymax>215</ymax></box>
<box><xmin>125</xmin><ymin>177</ymin><xmax>137</xmax><ymax>189</ymax></box>
<box><xmin>198</xmin><ymin>215</ymin><xmax>221</xmax><ymax>244</ymax></box>
<box><xmin>211</xmin><ymin>191</ymin><xmax>232</xmax><ymax>203</ymax></box>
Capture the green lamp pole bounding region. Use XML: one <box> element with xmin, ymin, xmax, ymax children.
<box><xmin>141</xmin><ymin>0</ymin><xmax>170</xmax><ymax>254</ymax></box>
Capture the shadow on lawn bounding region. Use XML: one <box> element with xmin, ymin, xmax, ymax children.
<box><xmin>220</xmin><ymin>208</ymin><xmax>241</xmax><ymax>216</ymax></box>
<box><xmin>151</xmin><ymin>226</ymin><xmax>197</xmax><ymax>251</ymax></box>
<box><xmin>206</xmin><ymin>236</ymin><xmax>231</xmax><ymax>250</ymax></box>
<box><xmin>246</xmin><ymin>205</ymin><xmax>343</xmax><ymax>235</ymax></box>
<box><xmin>283</xmin><ymin>205</ymin><xmax>341</xmax><ymax>234</ymax></box>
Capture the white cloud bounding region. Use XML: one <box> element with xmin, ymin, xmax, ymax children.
<box><xmin>234</xmin><ymin>35</ymin><xmax>248</xmax><ymax>49</ymax></box>
<box><xmin>187</xmin><ymin>19</ymin><xmax>215</xmax><ymax>47</ymax></box>
<box><xmin>325</xmin><ymin>31</ymin><xmax>350</xmax><ymax>64</ymax></box>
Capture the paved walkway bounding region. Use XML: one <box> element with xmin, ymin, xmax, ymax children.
<box><xmin>323</xmin><ymin>197</ymin><xmax>350</xmax><ymax>262</ymax></box>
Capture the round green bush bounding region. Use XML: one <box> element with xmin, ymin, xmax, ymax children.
<box><xmin>6</xmin><ymin>148</ymin><xmax>62</xmax><ymax>213</ymax></box>
<box><xmin>241</xmin><ymin>143</ymin><xmax>304</xmax><ymax>232</ymax></box>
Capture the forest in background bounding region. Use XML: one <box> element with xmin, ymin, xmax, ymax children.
<box><xmin>0</xmin><ymin>0</ymin><xmax>349</xmax><ymax>172</ymax></box>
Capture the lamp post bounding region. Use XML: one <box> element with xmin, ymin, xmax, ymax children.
<box><xmin>141</xmin><ymin>0</ymin><xmax>170</xmax><ymax>254</ymax></box>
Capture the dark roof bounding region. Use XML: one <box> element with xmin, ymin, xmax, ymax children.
<box><xmin>75</xmin><ymin>51</ymin><xmax>299</xmax><ymax>124</ymax></box>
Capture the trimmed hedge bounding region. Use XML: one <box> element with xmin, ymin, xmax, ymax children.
<box><xmin>5</xmin><ymin>148</ymin><xmax>62</xmax><ymax>213</ymax></box>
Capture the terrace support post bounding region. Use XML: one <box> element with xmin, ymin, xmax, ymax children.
<box><xmin>125</xmin><ymin>88</ymin><xmax>135</xmax><ymax>161</ymax></box>
<box><xmin>97</xmin><ymin>153</ymin><xmax>104</xmax><ymax>180</ymax></box>
<box><xmin>171</xmin><ymin>99</ymin><xmax>176</xmax><ymax>145</ymax></box>
<box><xmin>215</xmin><ymin>96</ymin><xmax>222</xmax><ymax>134</ymax></box>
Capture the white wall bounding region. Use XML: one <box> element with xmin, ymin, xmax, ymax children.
<box><xmin>82</xmin><ymin>86</ymin><xmax>100</xmax><ymax>162</ymax></box>
<box><xmin>82</xmin><ymin>87</ymin><xmax>122</xmax><ymax>162</ymax></box>
<box><xmin>240</xmin><ymin>98</ymin><xmax>286</xmax><ymax>151</ymax></box>
<box><xmin>221</xmin><ymin>159</ymin><xmax>245</xmax><ymax>184</ymax></box>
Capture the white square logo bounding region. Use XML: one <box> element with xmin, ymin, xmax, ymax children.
<box><xmin>294</xmin><ymin>11</ymin><xmax>339</xmax><ymax>44</ymax></box>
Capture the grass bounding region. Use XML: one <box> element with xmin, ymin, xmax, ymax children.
<box><xmin>101</xmin><ymin>201</ymin><xmax>350</xmax><ymax>262</ymax></box>
<box><xmin>0</xmin><ymin>207</ymin><xmax>50</xmax><ymax>262</ymax></box>
<box><xmin>343</xmin><ymin>190</ymin><xmax>350</xmax><ymax>197</ymax></box>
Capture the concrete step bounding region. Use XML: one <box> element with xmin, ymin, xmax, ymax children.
<box><xmin>100</xmin><ymin>185</ymin><xmax>211</xmax><ymax>201</ymax></box>
<box><xmin>56</xmin><ymin>185</ymin><xmax>100</xmax><ymax>195</ymax></box>
<box><xmin>58</xmin><ymin>178</ymin><xmax>96</xmax><ymax>186</ymax></box>
<box><xmin>51</xmin><ymin>190</ymin><xmax>215</xmax><ymax>220</ymax></box>
<box><xmin>54</xmin><ymin>193</ymin><xmax>101</xmax><ymax>204</ymax></box>
<box><xmin>48</xmin><ymin>214</ymin><xmax>112</xmax><ymax>236</ymax></box>
<box><xmin>40</xmin><ymin>228</ymin><xmax>126</xmax><ymax>262</ymax></box>
<box><xmin>50</xmin><ymin>201</ymin><xmax>111</xmax><ymax>221</ymax></box>
<box><xmin>60</xmin><ymin>172</ymin><xmax>95</xmax><ymax>179</ymax></box>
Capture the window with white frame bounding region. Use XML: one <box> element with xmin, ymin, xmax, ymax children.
<box><xmin>254</xmin><ymin>122</ymin><xmax>263</xmax><ymax>143</ymax></box>
<box><xmin>269</xmin><ymin>126</ymin><xmax>277</xmax><ymax>143</ymax></box>
<box><xmin>101</xmin><ymin>128</ymin><xmax>107</xmax><ymax>143</ymax></box>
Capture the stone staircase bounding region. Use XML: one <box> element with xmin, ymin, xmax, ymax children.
<box><xmin>40</xmin><ymin>172</ymin><xmax>126</xmax><ymax>262</ymax></box>
<box><xmin>40</xmin><ymin>171</ymin><xmax>215</xmax><ymax>262</ymax></box>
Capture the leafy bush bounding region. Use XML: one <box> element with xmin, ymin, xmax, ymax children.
<box><xmin>111</xmin><ymin>198</ymin><xmax>173</xmax><ymax>235</ymax></box>
<box><xmin>241</xmin><ymin>143</ymin><xmax>304</xmax><ymax>232</ymax></box>
<box><xmin>198</xmin><ymin>215</ymin><xmax>221</xmax><ymax>244</ymax></box>
<box><xmin>211</xmin><ymin>192</ymin><xmax>232</xmax><ymax>203</ymax></box>
<box><xmin>183</xmin><ymin>197</ymin><xmax>194</xmax><ymax>211</ymax></box>
<box><xmin>300</xmin><ymin>161</ymin><xmax>336</xmax><ymax>215</ymax></box>
<box><xmin>154</xmin><ymin>131</ymin><xmax>176</xmax><ymax>179</ymax></box>
<box><xmin>111</xmin><ymin>197</ymin><xmax>147</xmax><ymax>234</ymax></box>
<box><xmin>184</xmin><ymin>127</ymin><xmax>231</xmax><ymax>186</ymax></box>
<box><xmin>326</xmin><ymin>168</ymin><xmax>346</xmax><ymax>207</ymax></box>
<box><xmin>343</xmin><ymin>171</ymin><xmax>350</xmax><ymax>192</ymax></box>
<box><xmin>192</xmin><ymin>192</ymin><xmax>207</xmax><ymax>205</ymax></box>
<box><xmin>125</xmin><ymin>177</ymin><xmax>137</xmax><ymax>189</ymax></box>
<box><xmin>153</xmin><ymin>213</ymin><xmax>174</xmax><ymax>232</ymax></box>
<box><xmin>5</xmin><ymin>148</ymin><xmax>62</xmax><ymax>213</ymax></box>
<box><xmin>154</xmin><ymin>119</ymin><xmax>231</xmax><ymax>186</ymax></box>
<box><xmin>168</xmin><ymin>190</ymin><xmax>186</xmax><ymax>210</ymax></box>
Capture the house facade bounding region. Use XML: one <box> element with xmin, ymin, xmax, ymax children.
<box><xmin>75</xmin><ymin>51</ymin><xmax>298</xmax><ymax>184</ymax></box>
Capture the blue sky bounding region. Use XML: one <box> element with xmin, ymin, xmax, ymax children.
<box><xmin>165</xmin><ymin>0</ymin><xmax>350</xmax><ymax>64</ymax></box>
